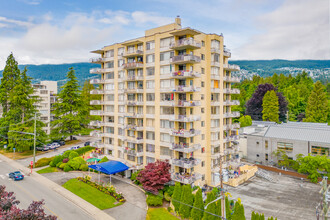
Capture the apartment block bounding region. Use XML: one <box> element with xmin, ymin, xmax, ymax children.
<box><xmin>32</xmin><ymin>81</ymin><xmax>57</xmax><ymax>134</ymax></box>
<box><xmin>89</xmin><ymin>17</ymin><xmax>240</xmax><ymax>187</ymax></box>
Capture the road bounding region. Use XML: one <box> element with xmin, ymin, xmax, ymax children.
<box><xmin>0</xmin><ymin>159</ymin><xmax>93</xmax><ymax>220</ymax></box>
<box><xmin>17</xmin><ymin>136</ymin><xmax>99</xmax><ymax>167</ymax></box>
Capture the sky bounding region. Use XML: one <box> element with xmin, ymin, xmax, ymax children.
<box><xmin>0</xmin><ymin>0</ymin><xmax>329</xmax><ymax>69</ymax></box>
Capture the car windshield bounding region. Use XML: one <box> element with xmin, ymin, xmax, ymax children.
<box><xmin>14</xmin><ymin>171</ymin><xmax>21</xmax><ymax>174</ymax></box>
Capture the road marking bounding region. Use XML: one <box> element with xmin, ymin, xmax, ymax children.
<box><xmin>0</xmin><ymin>175</ymin><xmax>5</xmax><ymax>179</ymax></box>
<box><xmin>11</xmin><ymin>181</ymin><xmax>61</xmax><ymax>220</ymax></box>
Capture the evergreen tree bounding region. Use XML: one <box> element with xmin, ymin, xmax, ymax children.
<box><xmin>260</xmin><ymin>213</ymin><xmax>265</xmax><ymax>220</ymax></box>
<box><xmin>262</xmin><ymin>90</ymin><xmax>279</xmax><ymax>122</ymax></box>
<box><xmin>204</xmin><ymin>191</ymin><xmax>217</xmax><ymax>220</ymax></box>
<box><xmin>171</xmin><ymin>182</ymin><xmax>182</xmax><ymax>212</ymax></box>
<box><xmin>179</xmin><ymin>184</ymin><xmax>194</xmax><ymax>218</ymax></box>
<box><xmin>215</xmin><ymin>200</ymin><xmax>222</xmax><ymax>219</ymax></box>
<box><xmin>239</xmin><ymin>115</ymin><xmax>252</xmax><ymax>127</ymax></box>
<box><xmin>304</xmin><ymin>81</ymin><xmax>328</xmax><ymax>123</ymax></box>
<box><xmin>225</xmin><ymin>196</ymin><xmax>232</xmax><ymax>220</ymax></box>
<box><xmin>51</xmin><ymin>68</ymin><xmax>86</xmax><ymax>140</ymax></box>
<box><xmin>231</xmin><ymin>201</ymin><xmax>240</xmax><ymax>220</ymax></box>
<box><xmin>251</xmin><ymin>211</ymin><xmax>256</xmax><ymax>220</ymax></box>
<box><xmin>191</xmin><ymin>189</ymin><xmax>204</xmax><ymax>220</ymax></box>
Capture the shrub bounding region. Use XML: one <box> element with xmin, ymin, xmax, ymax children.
<box><xmin>164</xmin><ymin>192</ymin><xmax>171</xmax><ymax>202</ymax></box>
<box><xmin>52</xmin><ymin>155</ymin><xmax>63</xmax><ymax>167</ymax></box>
<box><xmin>79</xmin><ymin>164</ymin><xmax>89</xmax><ymax>171</ymax></box>
<box><xmin>68</xmin><ymin>160</ymin><xmax>80</xmax><ymax>170</ymax></box>
<box><xmin>99</xmin><ymin>156</ymin><xmax>109</xmax><ymax>163</ymax></box>
<box><xmin>35</xmin><ymin>157</ymin><xmax>54</xmax><ymax>168</ymax></box>
<box><xmin>130</xmin><ymin>170</ymin><xmax>141</xmax><ymax>185</ymax></box>
<box><xmin>63</xmin><ymin>164</ymin><xmax>73</xmax><ymax>172</ymax></box>
<box><xmin>62</xmin><ymin>158</ymin><xmax>69</xmax><ymax>163</ymax></box>
<box><xmin>49</xmin><ymin>161</ymin><xmax>55</xmax><ymax>167</ymax></box>
<box><xmin>62</xmin><ymin>150</ymin><xmax>73</xmax><ymax>158</ymax></box>
<box><xmin>146</xmin><ymin>194</ymin><xmax>163</xmax><ymax>206</ymax></box>
<box><xmin>75</xmin><ymin>146</ymin><xmax>94</xmax><ymax>155</ymax></box>
<box><xmin>59</xmin><ymin>163</ymin><xmax>66</xmax><ymax>169</ymax></box>
<box><xmin>72</xmin><ymin>156</ymin><xmax>86</xmax><ymax>164</ymax></box>
<box><xmin>56</xmin><ymin>162</ymin><xmax>63</xmax><ymax>168</ymax></box>
<box><xmin>164</xmin><ymin>185</ymin><xmax>175</xmax><ymax>197</ymax></box>
<box><xmin>69</xmin><ymin>151</ymin><xmax>79</xmax><ymax>160</ymax></box>
<box><xmin>167</xmin><ymin>207</ymin><xmax>172</xmax><ymax>212</ymax></box>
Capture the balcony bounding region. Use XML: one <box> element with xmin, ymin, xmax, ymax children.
<box><xmin>170</xmin><ymin>143</ymin><xmax>201</xmax><ymax>153</ymax></box>
<box><xmin>123</xmin><ymin>50</ymin><xmax>143</xmax><ymax>57</ymax></box>
<box><xmin>174</xmin><ymin>86</ymin><xmax>201</xmax><ymax>93</ymax></box>
<box><xmin>90</xmin><ymin>57</ymin><xmax>103</xmax><ymax>63</ymax></box>
<box><xmin>223</xmin><ymin>64</ymin><xmax>240</xmax><ymax>71</ymax></box>
<box><xmin>125</xmin><ymin>124</ymin><xmax>144</xmax><ymax>131</ymax></box>
<box><xmin>211</xmin><ymin>88</ymin><xmax>221</xmax><ymax>93</ymax></box>
<box><xmin>90</xmin><ymin>110</ymin><xmax>103</xmax><ymax>116</ymax></box>
<box><xmin>173</xmin><ymin>115</ymin><xmax>201</xmax><ymax>122</ymax></box>
<box><xmin>89</xmin><ymin>121</ymin><xmax>101</xmax><ymax>127</ymax></box>
<box><xmin>171</xmin><ymin>158</ymin><xmax>201</xmax><ymax>169</ymax></box>
<box><xmin>90</xmin><ymin>68</ymin><xmax>114</xmax><ymax>74</ymax></box>
<box><xmin>171</xmin><ymin>70</ymin><xmax>201</xmax><ymax>78</ymax></box>
<box><xmin>171</xmin><ymin>172</ymin><xmax>202</xmax><ymax>184</ymax></box>
<box><xmin>223</xmin><ymin>111</ymin><xmax>240</xmax><ymax>118</ymax></box>
<box><xmin>224</xmin><ymin>49</ymin><xmax>231</xmax><ymax>58</ymax></box>
<box><xmin>223</xmin><ymin>135</ymin><xmax>239</xmax><ymax>142</ymax></box>
<box><xmin>170</xmin><ymin>129</ymin><xmax>201</xmax><ymax>137</ymax></box>
<box><xmin>223</xmin><ymin>100</ymin><xmax>240</xmax><ymax>106</ymax></box>
<box><xmin>170</xmin><ymin>55</ymin><xmax>201</xmax><ymax>64</ymax></box>
<box><xmin>90</xmin><ymin>79</ymin><xmax>102</xmax><ymax>84</ymax></box>
<box><xmin>175</xmin><ymin>100</ymin><xmax>201</xmax><ymax>107</ymax></box>
<box><xmin>125</xmin><ymin>101</ymin><xmax>144</xmax><ymax>106</ymax></box>
<box><xmin>170</xmin><ymin>39</ymin><xmax>201</xmax><ymax>50</ymax></box>
<box><xmin>127</xmin><ymin>136</ymin><xmax>144</xmax><ymax>144</ymax></box>
<box><xmin>210</xmin><ymin>47</ymin><xmax>221</xmax><ymax>54</ymax></box>
<box><xmin>125</xmin><ymin>88</ymin><xmax>144</xmax><ymax>93</ymax></box>
<box><xmin>223</xmin><ymin>88</ymin><xmax>240</xmax><ymax>94</ymax></box>
<box><xmin>126</xmin><ymin>112</ymin><xmax>144</xmax><ymax>118</ymax></box>
<box><xmin>122</xmin><ymin>62</ymin><xmax>143</xmax><ymax>69</ymax></box>
<box><xmin>125</xmin><ymin>75</ymin><xmax>144</xmax><ymax>81</ymax></box>
<box><xmin>223</xmin><ymin>76</ymin><xmax>240</xmax><ymax>83</ymax></box>
<box><xmin>90</xmin><ymin>131</ymin><xmax>105</xmax><ymax>138</ymax></box>
<box><xmin>223</xmin><ymin>123</ymin><xmax>240</xmax><ymax>130</ymax></box>
<box><xmin>90</xmin><ymin>90</ymin><xmax>104</xmax><ymax>95</ymax></box>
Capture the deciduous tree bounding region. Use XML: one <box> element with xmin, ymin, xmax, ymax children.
<box><xmin>262</xmin><ymin>90</ymin><xmax>279</xmax><ymax>122</ymax></box>
<box><xmin>239</xmin><ymin>115</ymin><xmax>252</xmax><ymax>127</ymax></box>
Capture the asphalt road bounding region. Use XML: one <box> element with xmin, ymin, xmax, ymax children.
<box><xmin>0</xmin><ymin>159</ymin><xmax>93</xmax><ymax>220</ymax></box>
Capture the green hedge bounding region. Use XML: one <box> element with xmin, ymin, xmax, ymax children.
<box><xmin>35</xmin><ymin>157</ymin><xmax>54</xmax><ymax>168</ymax></box>
<box><xmin>75</xmin><ymin>146</ymin><xmax>94</xmax><ymax>155</ymax></box>
<box><xmin>146</xmin><ymin>194</ymin><xmax>163</xmax><ymax>206</ymax></box>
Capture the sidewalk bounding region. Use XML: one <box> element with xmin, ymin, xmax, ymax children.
<box><xmin>0</xmin><ymin>153</ymin><xmax>115</xmax><ymax>220</ymax></box>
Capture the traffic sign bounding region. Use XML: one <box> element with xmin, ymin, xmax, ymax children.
<box><xmin>30</xmin><ymin>161</ymin><xmax>33</xmax><ymax>165</ymax></box>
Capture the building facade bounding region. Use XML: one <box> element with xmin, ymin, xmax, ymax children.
<box><xmin>32</xmin><ymin>81</ymin><xmax>57</xmax><ymax>134</ymax></box>
<box><xmin>246</xmin><ymin>122</ymin><xmax>330</xmax><ymax>164</ymax></box>
<box><xmin>89</xmin><ymin>17</ymin><xmax>240</xmax><ymax>187</ymax></box>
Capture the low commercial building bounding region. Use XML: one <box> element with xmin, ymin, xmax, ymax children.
<box><xmin>246</xmin><ymin>121</ymin><xmax>330</xmax><ymax>164</ymax></box>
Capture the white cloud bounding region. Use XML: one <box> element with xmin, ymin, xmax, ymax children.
<box><xmin>234</xmin><ymin>0</ymin><xmax>330</xmax><ymax>60</ymax></box>
<box><xmin>20</xmin><ymin>0</ymin><xmax>42</xmax><ymax>5</ymax></box>
<box><xmin>0</xmin><ymin>16</ymin><xmax>32</xmax><ymax>28</ymax></box>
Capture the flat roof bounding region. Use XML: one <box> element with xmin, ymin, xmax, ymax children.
<box><xmin>170</xmin><ymin>27</ymin><xmax>201</xmax><ymax>36</ymax></box>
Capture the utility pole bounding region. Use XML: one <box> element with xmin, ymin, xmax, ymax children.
<box><xmin>33</xmin><ymin>112</ymin><xmax>36</xmax><ymax>168</ymax></box>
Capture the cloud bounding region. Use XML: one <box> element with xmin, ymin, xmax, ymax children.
<box><xmin>234</xmin><ymin>0</ymin><xmax>330</xmax><ymax>60</ymax></box>
<box><xmin>20</xmin><ymin>0</ymin><xmax>42</xmax><ymax>5</ymax></box>
<box><xmin>0</xmin><ymin>16</ymin><xmax>32</xmax><ymax>28</ymax></box>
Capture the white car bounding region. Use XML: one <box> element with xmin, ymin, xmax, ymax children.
<box><xmin>69</xmin><ymin>146</ymin><xmax>81</xmax><ymax>150</ymax></box>
<box><xmin>52</xmin><ymin>142</ymin><xmax>60</xmax><ymax>148</ymax></box>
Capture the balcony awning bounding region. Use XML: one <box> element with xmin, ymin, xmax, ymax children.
<box><xmin>170</xmin><ymin>28</ymin><xmax>201</xmax><ymax>36</ymax></box>
<box><xmin>88</xmin><ymin>160</ymin><xmax>129</xmax><ymax>175</ymax></box>
<box><xmin>90</xmin><ymin>49</ymin><xmax>103</xmax><ymax>54</ymax></box>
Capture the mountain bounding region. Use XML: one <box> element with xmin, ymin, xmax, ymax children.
<box><xmin>0</xmin><ymin>60</ymin><xmax>329</xmax><ymax>89</ymax></box>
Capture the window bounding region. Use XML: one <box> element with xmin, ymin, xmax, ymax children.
<box><xmin>201</xmin><ymin>41</ymin><xmax>205</xmax><ymax>47</ymax></box>
<box><xmin>105</xmin><ymin>105</ymin><xmax>114</xmax><ymax>112</ymax></box>
<box><xmin>146</xmin><ymin>106</ymin><xmax>155</xmax><ymax>114</ymax></box>
<box><xmin>311</xmin><ymin>146</ymin><xmax>329</xmax><ymax>156</ymax></box>
<box><xmin>265</xmin><ymin>154</ymin><xmax>268</xmax><ymax>161</ymax></box>
<box><xmin>201</xmin><ymin>108</ymin><xmax>204</xmax><ymax>113</ymax></box>
<box><xmin>105</xmin><ymin>49</ymin><xmax>114</xmax><ymax>58</ymax></box>
<box><xmin>146</xmin><ymin>131</ymin><xmax>155</xmax><ymax>140</ymax></box>
<box><xmin>146</xmin><ymin>93</ymin><xmax>155</xmax><ymax>101</ymax></box>
<box><xmin>118</xmin><ymin>59</ymin><xmax>125</xmax><ymax>67</ymax></box>
<box><xmin>160</xmin><ymin>133</ymin><xmax>174</xmax><ymax>142</ymax></box>
<box><xmin>201</xmin><ymin>82</ymin><xmax>205</xmax><ymax>87</ymax></box>
<box><xmin>277</xmin><ymin>142</ymin><xmax>293</xmax><ymax>152</ymax></box>
<box><xmin>105</xmin><ymin>72</ymin><xmax>114</xmax><ymax>79</ymax></box>
<box><xmin>146</xmin><ymin>41</ymin><xmax>155</xmax><ymax>50</ymax></box>
<box><xmin>146</xmin><ymin>119</ymin><xmax>154</xmax><ymax>127</ymax></box>
<box><xmin>105</xmin><ymin>61</ymin><xmax>114</xmax><ymax>68</ymax></box>
<box><xmin>201</xmin><ymin>121</ymin><xmax>205</xmax><ymax>127</ymax></box>
<box><xmin>211</xmin><ymin>67</ymin><xmax>220</xmax><ymax>75</ymax></box>
<box><xmin>211</xmin><ymin>119</ymin><xmax>220</xmax><ymax>127</ymax></box>
<box><xmin>127</xmin><ymin>155</ymin><xmax>135</xmax><ymax>161</ymax></box>
<box><xmin>212</xmin><ymin>53</ymin><xmax>220</xmax><ymax>62</ymax></box>
<box><xmin>160</xmin><ymin>51</ymin><xmax>174</xmax><ymax>61</ymax></box>
<box><xmin>160</xmin><ymin>120</ymin><xmax>174</xmax><ymax>129</ymax></box>
<box><xmin>211</xmin><ymin>40</ymin><xmax>220</xmax><ymax>50</ymax></box>
<box><xmin>202</xmin><ymin>134</ymin><xmax>205</xmax><ymax>140</ymax></box>
<box><xmin>146</xmin><ymin>80</ymin><xmax>155</xmax><ymax>89</ymax></box>
<box><xmin>118</xmin><ymin>105</ymin><xmax>125</xmax><ymax>113</ymax></box>
<box><xmin>201</xmin><ymin>161</ymin><xmax>205</xmax><ymax>167</ymax></box>
<box><xmin>160</xmin><ymin>65</ymin><xmax>171</xmax><ymax>75</ymax></box>
<box><xmin>160</xmin><ymin>147</ymin><xmax>171</xmax><ymax>156</ymax></box>
<box><xmin>146</xmin><ymin>144</ymin><xmax>155</xmax><ymax>152</ymax></box>
<box><xmin>146</xmin><ymin>54</ymin><xmax>155</xmax><ymax>63</ymax></box>
<box><xmin>146</xmin><ymin>157</ymin><xmax>155</xmax><ymax>164</ymax></box>
<box><xmin>160</xmin><ymin>37</ymin><xmax>174</xmax><ymax>48</ymax></box>
<box><xmin>105</xmin><ymin>95</ymin><xmax>114</xmax><ymax>101</ymax></box>
<box><xmin>146</xmin><ymin>67</ymin><xmax>155</xmax><ymax>76</ymax></box>
<box><xmin>201</xmin><ymin>94</ymin><xmax>204</xmax><ymax>100</ymax></box>
<box><xmin>118</xmin><ymin>47</ymin><xmax>124</xmax><ymax>56</ymax></box>
<box><xmin>160</xmin><ymin>79</ymin><xmax>174</xmax><ymax>88</ymax></box>
<box><xmin>265</xmin><ymin>140</ymin><xmax>268</xmax><ymax>150</ymax></box>
<box><xmin>201</xmin><ymin>54</ymin><xmax>205</xmax><ymax>60</ymax></box>
<box><xmin>201</xmin><ymin>68</ymin><xmax>205</xmax><ymax>74</ymax></box>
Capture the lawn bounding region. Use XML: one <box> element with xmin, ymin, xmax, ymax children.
<box><xmin>63</xmin><ymin>178</ymin><xmax>121</xmax><ymax>210</ymax></box>
<box><xmin>37</xmin><ymin>167</ymin><xmax>60</xmax><ymax>174</ymax></box>
<box><xmin>0</xmin><ymin>149</ymin><xmax>47</xmax><ymax>160</ymax></box>
<box><xmin>147</xmin><ymin>208</ymin><xmax>179</xmax><ymax>220</ymax></box>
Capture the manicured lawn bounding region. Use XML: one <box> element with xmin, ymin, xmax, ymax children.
<box><xmin>63</xmin><ymin>178</ymin><xmax>121</xmax><ymax>210</ymax></box>
<box><xmin>37</xmin><ymin>167</ymin><xmax>60</xmax><ymax>174</ymax></box>
<box><xmin>147</xmin><ymin>208</ymin><xmax>179</xmax><ymax>220</ymax></box>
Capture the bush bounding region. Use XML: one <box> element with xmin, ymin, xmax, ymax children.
<box><xmin>62</xmin><ymin>158</ymin><xmax>69</xmax><ymax>163</ymax></box>
<box><xmin>167</xmin><ymin>207</ymin><xmax>172</xmax><ymax>213</ymax></box>
<box><xmin>56</xmin><ymin>162</ymin><xmax>63</xmax><ymax>168</ymax></box>
<box><xmin>79</xmin><ymin>164</ymin><xmax>89</xmax><ymax>171</ymax></box>
<box><xmin>163</xmin><ymin>185</ymin><xmax>175</xmax><ymax>197</ymax></box>
<box><xmin>69</xmin><ymin>151</ymin><xmax>79</xmax><ymax>160</ymax></box>
<box><xmin>75</xmin><ymin>146</ymin><xmax>94</xmax><ymax>156</ymax></box>
<box><xmin>146</xmin><ymin>194</ymin><xmax>163</xmax><ymax>206</ymax></box>
<box><xmin>35</xmin><ymin>157</ymin><xmax>54</xmax><ymax>168</ymax></box>
<box><xmin>59</xmin><ymin>163</ymin><xmax>66</xmax><ymax>169</ymax></box>
<box><xmin>164</xmin><ymin>192</ymin><xmax>171</xmax><ymax>202</ymax></box>
<box><xmin>68</xmin><ymin>160</ymin><xmax>80</xmax><ymax>170</ymax></box>
<box><xmin>130</xmin><ymin>170</ymin><xmax>141</xmax><ymax>185</ymax></box>
<box><xmin>63</xmin><ymin>164</ymin><xmax>73</xmax><ymax>172</ymax></box>
<box><xmin>72</xmin><ymin>156</ymin><xmax>86</xmax><ymax>165</ymax></box>
<box><xmin>49</xmin><ymin>161</ymin><xmax>55</xmax><ymax>167</ymax></box>
<box><xmin>52</xmin><ymin>155</ymin><xmax>63</xmax><ymax>167</ymax></box>
<box><xmin>62</xmin><ymin>150</ymin><xmax>73</xmax><ymax>158</ymax></box>
<box><xmin>99</xmin><ymin>156</ymin><xmax>109</xmax><ymax>163</ymax></box>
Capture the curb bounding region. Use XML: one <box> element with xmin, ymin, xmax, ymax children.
<box><xmin>0</xmin><ymin>154</ymin><xmax>115</xmax><ymax>220</ymax></box>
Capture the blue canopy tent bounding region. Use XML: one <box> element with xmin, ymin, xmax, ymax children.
<box><xmin>88</xmin><ymin>161</ymin><xmax>129</xmax><ymax>184</ymax></box>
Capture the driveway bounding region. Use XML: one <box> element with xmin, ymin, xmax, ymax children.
<box><xmin>42</xmin><ymin>171</ymin><xmax>147</xmax><ymax>220</ymax></box>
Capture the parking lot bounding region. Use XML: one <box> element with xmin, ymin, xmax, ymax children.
<box><xmin>228</xmin><ymin>170</ymin><xmax>321</xmax><ymax>220</ymax></box>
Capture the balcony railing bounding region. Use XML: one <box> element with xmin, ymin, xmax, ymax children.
<box><xmin>90</xmin><ymin>79</ymin><xmax>101</xmax><ymax>84</ymax></box>
<box><xmin>223</xmin><ymin>49</ymin><xmax>231</xmax><ymax>57</ymax></box>
<box><xmin>126</xmin><ymin>75</ymin><xmax>144</xmax><ymax>81</ymax></box>
<box><xmin>125</xmin><ymin>101</ymin><xmax>144</xmax><ymax>106</ymax></box>
<box><xmin>123</xmin><ymin>50</ymin><xmax>143</xmax><ymax>57</ymax></box>
<box><xmin>175</xmin><ymin>100</ymin><xmax>201</xmax><ymax>107</ymax></box>
<box><xmin>90</xmin><ymin>131</ymin><xmax>105</xmax><ymax>138</ymax></box>
<box><xmin>90</xmin><ymin>90</ymin><xmax>104</xmax><ymax>95</ymax></box>
<box><xmin>170</xmin><ymin>55</ymin><xmax>201</xmax><ymax>64</ymax></box>
<box><xmin>90</xmin><ymin>57</ymin><xmax>103</xmax><ymax>63</ymax></box>
<box><xmin>125</xmin><ymin>124</ymin><xmax>144</xmax><ymax>131</ymax></box>
<box><xmin>126</xmin><ymin>112</ymin><xmax>144</xmax><ymax>118</ymax></box>
<box><xmin>223</xmin><ymin>76</ymin><xmax>240</xmax><ymax>83</ymax></box>
<box><xmin>90</xmin><ymin>110</ymin><xmax>103</xmax><ymax>116</ymax></box>
<box><xmin>223</xmin><ymin>100</ymin><xmax>240</xmax><ymax>106</ymax></box>
<box><xmin>171</xmin><ymin>70</ymin><xmax>201</xmax><ymax>78</ymax></box>
<box><xmin>173</xmin><ymin>115</ymin><xmax>201</xmax><ymax>122</ymax></box>
<box><xmin>174</xmin><ymin>85</ymin><xmax>201</xmax><ymax>93</ymax></box>
<box><xmin>224</xmin><ymin>135</ymin><xmax>239</xmax><ymax>142</ymax></box>
<box><xmin>223</xmin><ymin>111</ymin><xmax>240</xmax><ymax>118</ymax></box>
<box><xmin>171</xmin><ymin>172</ymin><xmax>202</xmax><ymax>184</ymax></box>
<box><xmin>170</xmin><ymin>129</ymin><xmax>201</xmax><ymax>137</ymax></box>
<box><xmin>170</xmin><ymin>143</ymin><xmax>201</xmax><ymax>153</ymax></box>
<box><xmin>223</xmin><ymin>64</ymin><xmax>240</xmax><ymax>71</ymax></box>
<box><xmin>90</xmin><ymin>68</ymin><xmax>114</xmax><ymax>74</ymax></box>
<box><xmin>171</xmin><ymin>158</ymin><xmax>201</xmax><ymax>169</ymax></box>
<box><xmin>223</xmin><ymin>88</ymin><xmax>240</xmax><ymax>94</ymax></box>
<box><xmin>223</xmin><ymin>123</ymin><xmax>240</xmax><ymax>130</ymax></box>
<box><xmin>122</xmin><ymin>62</ymin><xmax>143</xmax><ymax>69</ymax></box>
<box><xmin>170</xmin><ymin>39</ymin><xmax>201</xmax><ymax>49</ymax></box>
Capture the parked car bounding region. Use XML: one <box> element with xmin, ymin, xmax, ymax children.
<box><xmin>47</xmin><ymin>143</ymin><xmax>56</xmax><ymax>150</ymax></box>
<box><xmin>9</xmin><ymin>171</ymin><xmax>24</xmax><ymax>181</ymax></box>
<box><xmin>59</xmin><ymin>140</ymin><xmax>65</xmax><ymax>146</ymax></box>
<box><xmin>52</xmin><ymin>142</ymin><xmax>60</xmax><ymax>148</ymax></box>
<box><xmin>72</xmin><ymin>137</ymin><xmax>77</xmax><ymax>140</ymax></box>
<box><xmin>36</xmin><ymin>145</ymin><xmax>49</xmax><ymax>151</ymax></box>
<box><xmin>69</xmin><ymin>146</ymin><xmax>81</xmax><ymax>150</ymax></box>
<box><xmin>84</xmin><ymin>141</ymin><xmax>90</xmax><ymax>146</ymax></box>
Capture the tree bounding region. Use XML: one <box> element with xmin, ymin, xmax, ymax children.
<box><xmin>51</xmin><ymin>68</ymin><xmax>87</xmax><ymax>140</ymax></box>
<box><xmin>191</xmin><ymin>188</ymin><xmax>204</xmax><ymax>220</ymax></box>
<box><xmin>239</xmin><ymin>115</ymin><xmax>252</xmax><ymax>127</ymax></box>
<box><xmin>245</xmin><ymin>84</ymin><xmax>287</xmax><ymax>122</ymax></box>
<box><xmin>172</xmin><ymin>182</ymin><xmax>182</xmax><ymax>212</ymax></box>
<box><xmin>179</xmin><ymin>184</ymin><xmax>194</xmax><ymax>218</ymax></box>
<box><xmin>0</xmin><ymin>185</ymin><xmax>56</xmax><ymax>219</ymax></box>
<box><xmin>262</xmin><ymin>90</ymin><xmax>279</xmax><ymax>122</ymax></box>
<box><xmin>225</xmin><ymin>196</ymin><xmax>232</xmax><ymax>220</ymax></box>
<box><xmin>304</xmin><ymin>81</ymin><xmax>328</xmax><ymax>123</ymax></box>
<box><xmin>136</xmin><ymin>160</ymin><xmax>171</xmax><ymax>194</ymax></box>
<box><xmin>203</xmin><ymin>191</ymin><xmax>217</xmax><ymax>220</ymax></box>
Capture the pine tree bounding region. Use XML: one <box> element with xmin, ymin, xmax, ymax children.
<box><xmin>231</xmin><ymin>201</ymin><xmax>240</xmax><ymax>220</ymax></box>
<box><xmin>203</xmin><ymin>191</ymin><xmax>217</xmax><ymax>220</ymax></box>
<box><xmin>262</xmin><ymin>90</ymin><xmax>279</xmax><ymax>122</ymax></box>
<box><xmin>251</xmin><ymin>211</ymin><xmax>256</xmax><ymax>220</ymax></box>
<box><xmin>240</xmin><ymin>203</ymin><xmax>246</xmax><ymax>220</ymax></box>
<box><xmin>51</xmin><ymin>68</ymin><xmax>86</xmax><ymax>140</ymax></box>
<box><xmin>260</xmin><ymin>213</ymin><xmax>265</xmax><ymax>220</ymax></box>
<box><xmin>225</xmin><ymin>196</ymin><xmax>232</xmax><ymax>220</ymax></box>
<box><xmin>191</xmin><ymin>188</ymin><xmax>204</xmax><ymax>220</ymax></box>
<box><xmin>179</xmin><ymin>184</ymin><xmax>194</xmax><ymax>218</ymax></box>
<box><xmin>304</xmin><ymin>81</ymin><xmax>328</xmax><ymax>123</ymax></box>
<box><xmin>172</xmin><ymin>182</ymin><xmax>182</xmax><ymax>212</ymax></box>
<box><xmin>215</xmin><ymin>200</ymin><xmax>222</xmax><ymax>219</ymax></box>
